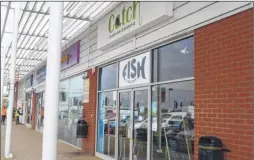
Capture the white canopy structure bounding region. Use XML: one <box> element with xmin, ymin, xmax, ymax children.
<box><xmin>1</xmin><ymin>2</ymin><xmax>116</xmax><ymax>85</ymax></box>
<box><xmin>1</xmin><ymin>2</ymin><xmax>120</xmax><ymax>159</ymax></box>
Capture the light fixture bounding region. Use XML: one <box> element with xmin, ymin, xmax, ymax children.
<box><xmin>180</xmin><ymin>46</ymin><xmax>191</xmax><ymax>54</ymax></box>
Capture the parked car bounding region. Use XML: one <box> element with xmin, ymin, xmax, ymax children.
<box><xmin>152</xmin><ymin>112</ymin><xmax>188</xmax><ymax>131</ymax></box>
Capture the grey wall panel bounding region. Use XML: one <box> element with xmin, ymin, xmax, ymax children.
<box><xmin>17</xmin><ymin>79</ymin><xmax>25</xmax><ymax>101</ymax></box>
<box><xmin>89</xmin><ymin>36</ymin><xmax>97</xmax><ymax>47</ymax></box>
<box><xmin>18</xmin><ymin>1</ymin><xmax>252</xmax><ymax>84</ymax></box>
<box><xmin>135</xmin><ymin>2</ymin><xmax>251</xmax><ymax>49</ymax></box>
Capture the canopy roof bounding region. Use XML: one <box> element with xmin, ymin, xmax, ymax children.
<box><xmin>1</xmin><ymin>2</ymin><xmax>115</xmax><ymax>85</ymax></box>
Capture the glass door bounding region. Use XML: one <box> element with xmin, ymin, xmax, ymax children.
<box><xmin>118</xmin><ymin>91</ymin><xmax>132</xmax><ymax>160</ymax></box>
<box><xmin>133</xmin><ymin>89</ymin><xmax>148</xmax><ymax>160</ymax></box>
<box><xmin>26</xmin><ymin>93</ymin><xmax>32</xmax><ymax>125</ymax></box>
<box><xmin>117</xmin><ymin>88</ymin><xmax>149</xmax><ymax>160</ymax></box>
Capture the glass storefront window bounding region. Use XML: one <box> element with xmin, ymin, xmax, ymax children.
<box><xmin>151</xmin><ymin>80</ymin><xmax>194</xmax><ymax>160</ymax></box>
<box><xmin>58</xmin><ymin>75</ymin><xmax>83</xmax><ymax>148</ymax></box>
<box><xmin>133</xmin><ymin>89</ymin><xmax>148</xmax><ymax>160</ymax></box>
<box><xmin>96</xmin><ymin>36</ymin><xmax>194</xmax><ymax>160</ymax></box>
<box><xmin>69</xmin><ymin>75</ymin><xmax>83</xmax><ymax>146</ymax></box>
<box><xmin>25</xmin><ymin>93</ymin><xmax>32</xmax><ymax>124</ymax></box>
<box><xmin>153</xmin><ymin>37</ymin><xmax>194</xmax><ymax>82</ymax></box>
<box><xmin>69</xmin><ymin>75</ymin><xmax>83</xmax><ymax>123</ymax></box>
<box><xmin>99</xmin><ymin>63</ymin><xmax>118</xmax><ymax>91</ymax></box>
<box><xmin>36</xmin><ymin>92</ymin><xmax>44</xmax><ymax>131</ymax></box>
<box><xmin>97</xmin><ymin>91</ymin><xmax>117</xmax><ymax>158</ymax></box>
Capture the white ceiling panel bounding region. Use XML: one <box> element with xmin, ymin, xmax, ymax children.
<box><xmin>1</xmin><ymin>2</ymin><xmax>118</xmax><ymax>85</ymax></box>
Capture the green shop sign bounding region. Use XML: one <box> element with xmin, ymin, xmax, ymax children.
<box><xmin>108</xmin><ymin>2</ymin><xmax>142</xmax><ymax>38</ymax></box>
<box><xmin>97</xmin><ymin>2</ymin><xmax>173</xmax><ymax>49</ymax></box>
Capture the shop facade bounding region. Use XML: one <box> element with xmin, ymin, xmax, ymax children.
<box><xmin>33</xmin><ymin>64</ymin><xmax>47</xmax><ymax>132</ymax></box>
<box><xmin>96</xmin><ymin>32</ymin><xmax>194</xmax><ymax>160</ymax></box>
<box><xmin>24</xmin><ymin>74</ymin><xmax>34</xmax><ymax>128</ymax></box>
<box><xmin>92</xmin><ymin>2</ymin><xmax>254</xmax><ymax>160</ymax></box>
<box><xmin>58</xmin><ymin>74</ymin><xmax>84</xmax><ymax>148</ymax></box>
<box><xmin>16</xmin><ymin>2</ymin><xmax>253</xmax><ymax>160</ymax></box>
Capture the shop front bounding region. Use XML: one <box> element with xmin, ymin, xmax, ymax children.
<box><xmin>96</xmin><ymin>36</ymin><xmax>194</xmax><ymax>160</ymax></box>
<box><xmin>33</xmin><ymin>64</ymin><xmax>47</xmax><ymax>133</ymax></box>
<box><xmin>58</xmin><ymin>74</ymin><xmax>84</xmax><ymax>148</ymax></box>
<box><xmin>58</xmin><ymin>41</ymin><xmax>83</xmax><ymax>148</ymax></box>
<box><xmin>35</xmin><ymin>91</ymin><xmax>44</xmax><ymax>132</ymax></box>
<box><xmin>24</xmin><ymin>74</ymin><xmax>34</xmax><ymax>127</ymax></box>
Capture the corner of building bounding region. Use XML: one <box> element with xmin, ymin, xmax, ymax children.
<box><xmin>82</xmin><ymin>67</ymin><xmax>98</xmax><ymax>155</ymax></box>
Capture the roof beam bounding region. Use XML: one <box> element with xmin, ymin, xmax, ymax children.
<box><xmin>4</xmin><ymin>31</ymin><xmax>68</xmax><ymax>40</ymax></box>
<box><xmin>17</xmin><ymin>47</ymin><xmax>47</xmax><ymax>52</ymax></box>
<box><xmin>6</xmin><ymin>64</ymin><xmax>36</xmax><ymax>67</ymax></box>
<box><xmin>22</xmin><ymin>9</ymin><xmax>91</xmax><ymax>21</ymax></box>
<box><xmin>6</xmin><ymin>68</ymin><xmax>31</xmax><ymax>72</ymax></box>
<box><xmin>2</xmin><ymin>46</ymin><xmax>47</xmax><ymax>52</ymax></box>
<box><xmin>5</xmin><ymin>56</ymin><xmax>43</xmax><ymax>61</ymax></box>
<box><xmin>0</xmin><ymin>4</ymin><xmax>92</xmax><ymax>21</ymax></box>
<box><xmin>1</xmin><ymin>2</ymin><xmax>11</xmax><ymax>44</ymax></box>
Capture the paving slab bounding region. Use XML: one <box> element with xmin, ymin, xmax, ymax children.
<box><xmin>1</xmin><ymin>124</ymin><xmax>100</xmax><ymax>160</ymax></box>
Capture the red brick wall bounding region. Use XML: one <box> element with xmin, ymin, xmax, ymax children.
<box><xmin>82</xmin><ymin>68</ymin><xmax>97</xmax><ymax>155</ymax></box>
<box><xmin>194</xmin><ymin>9</ymin><xmax>253</xmax><ymax>160</ymax></box>
<box><xmin>31</xmin><ymin>91</ymin><xmax>37</xmax><ymax>130</ymax></box>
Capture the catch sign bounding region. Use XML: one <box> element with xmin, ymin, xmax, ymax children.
<box><xmin>119</xmin><ymin>52</ymin><xmax>150</xmax><ymax>87</ymax></box>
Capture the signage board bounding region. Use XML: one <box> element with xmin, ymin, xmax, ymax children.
<box><xmin>34</xmin><ymin>64</ymin><xmax>46</xmax><ymax>85</ymax></box>
<box><xmin>119</xmin><ymin>52</ymin><xmax>150</xmax><ymax>87</ymax></box>
<box><xmin>26</xmin><ymin>74</ymin><xmax>33</xmax><ymax>88</ymax></box>
<box><xmin>97</xmin><ymin>2</ymin><xmax>173</xmax><ymax>49</ymax></box>
<box><xmin>61</xmin><ymin>41</ymin><xmax>80</xmax><ymax>70</ymax></box>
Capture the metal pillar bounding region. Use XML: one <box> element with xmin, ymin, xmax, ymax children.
<box><xmin>4</xmin><ymin>2</ymin><xmax>20</xmax><ymax>159</ymax></box>
<box><xmin>1</xmin><ymin>47</ymin><xmax>7</xmax><ymax>109</ymax></box>
<box><xmin>41</xmin><ymin>2</ymin><xmax>63</xmax><ymax>160</ymax></box>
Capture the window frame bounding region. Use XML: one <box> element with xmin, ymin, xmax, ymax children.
<box><xmin>95</xmin><ymin>34</ymin><xmax>195</xmax><ymax>160</ymax></box>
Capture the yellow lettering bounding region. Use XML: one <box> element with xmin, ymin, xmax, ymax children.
<box><xmin>108</xmin><ymin>15</ymin><xmax>115</xmax><ymax>33</ymax></box>
<box><xmin>61</xmin><ymin>56</ymin><xmax>68</xmax><ymax>63</ymax></box>
<box><xmin>126</xmin><ymin>6</ymin><xmax>132</xmax><ymax>23</ymax></box>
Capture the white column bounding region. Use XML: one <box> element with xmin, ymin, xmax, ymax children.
<box><xmin>5</xmin><ymin>2</ymin><xmax>20</xmax><ymax>159</ymax></box>
<box><xmin>42</xmin><ymin>2</ymin><xmax>63</xmax><ymax>160</ymax></box>
<box><xmin>1</xmin><ymin>47</ymin><xmax>7</xmax><ymax>109</ymax></box>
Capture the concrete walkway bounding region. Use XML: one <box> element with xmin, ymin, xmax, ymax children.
<box><xmin>1</xmin><ymin>123</ymin><xmax>100</xmax><ymax>160</ymax></box>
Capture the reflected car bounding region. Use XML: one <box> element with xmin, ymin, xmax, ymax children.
<box><xmin>152</xmin><ymin>112</ymin><xmax>187</xmax><ymax>131</ymax></box>
<box><xmin>134</xmin><ymin>119</ymin><xmax>148</xmax><ymax>129</ymax></box>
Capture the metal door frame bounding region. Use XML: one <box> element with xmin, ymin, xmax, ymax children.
<box><xmin>116</xmin><ymin>87</ymin><xmax>149</xmax><ymax>160</ymax></box>
<box><xmin>132</xmin><ymin>87</ymin><xmax>150</xmax><ymax>160</ymax></box>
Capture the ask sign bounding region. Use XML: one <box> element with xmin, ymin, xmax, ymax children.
<box><xmin>119</xmin><ymin>52</ymin><xmax>150</xmax><ymax>87</ymax></box>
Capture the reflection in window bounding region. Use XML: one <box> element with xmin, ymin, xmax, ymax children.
<box><xmin>153</xmin><ymin>37</ymin><xmax>194</xmax><ymax>82</ymax></box>
<box><xmin>69</xmin><ymin>75</ymin><xmax>83</xmax><ymax>122</ymax></box>
<box><xmin>97</xmin><ymin>91</ymin><xmax>117</xmax><ymax>158</ymax></box>
<box><xmin>58</xmin><ymin>75</ymin><xmax>83</xmax><ymax>148</ymax></box>
<box><xmin>151</xmin><ymin>80</ymin><xmax>194</xmax><ymax>160</ymax></box>
<box><xmin>99</xmin><ymin>63</ymin><xmax>117</xmax><ymax>90</ymax></box>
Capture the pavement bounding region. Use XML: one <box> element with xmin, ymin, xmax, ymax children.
<box><xmin>1</xmin><ymin>123</ymin><xmax>100</xmax><ymax>160</ymax></box>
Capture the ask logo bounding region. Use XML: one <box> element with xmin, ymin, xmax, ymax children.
<box><xmin>119</xmin><ymin>52</ymin><xmax>150</xmax><ymax>87</ymax></box>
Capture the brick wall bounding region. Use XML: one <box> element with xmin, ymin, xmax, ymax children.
<box><xmin>82</xmin><ymin>68</ymin><xmax>97</xmax><ymax>155</ymax></box>
<box><xmin>194</xmin><ymin>9</ymin><xmax>253</xmax><ymax>160</ymax></box>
